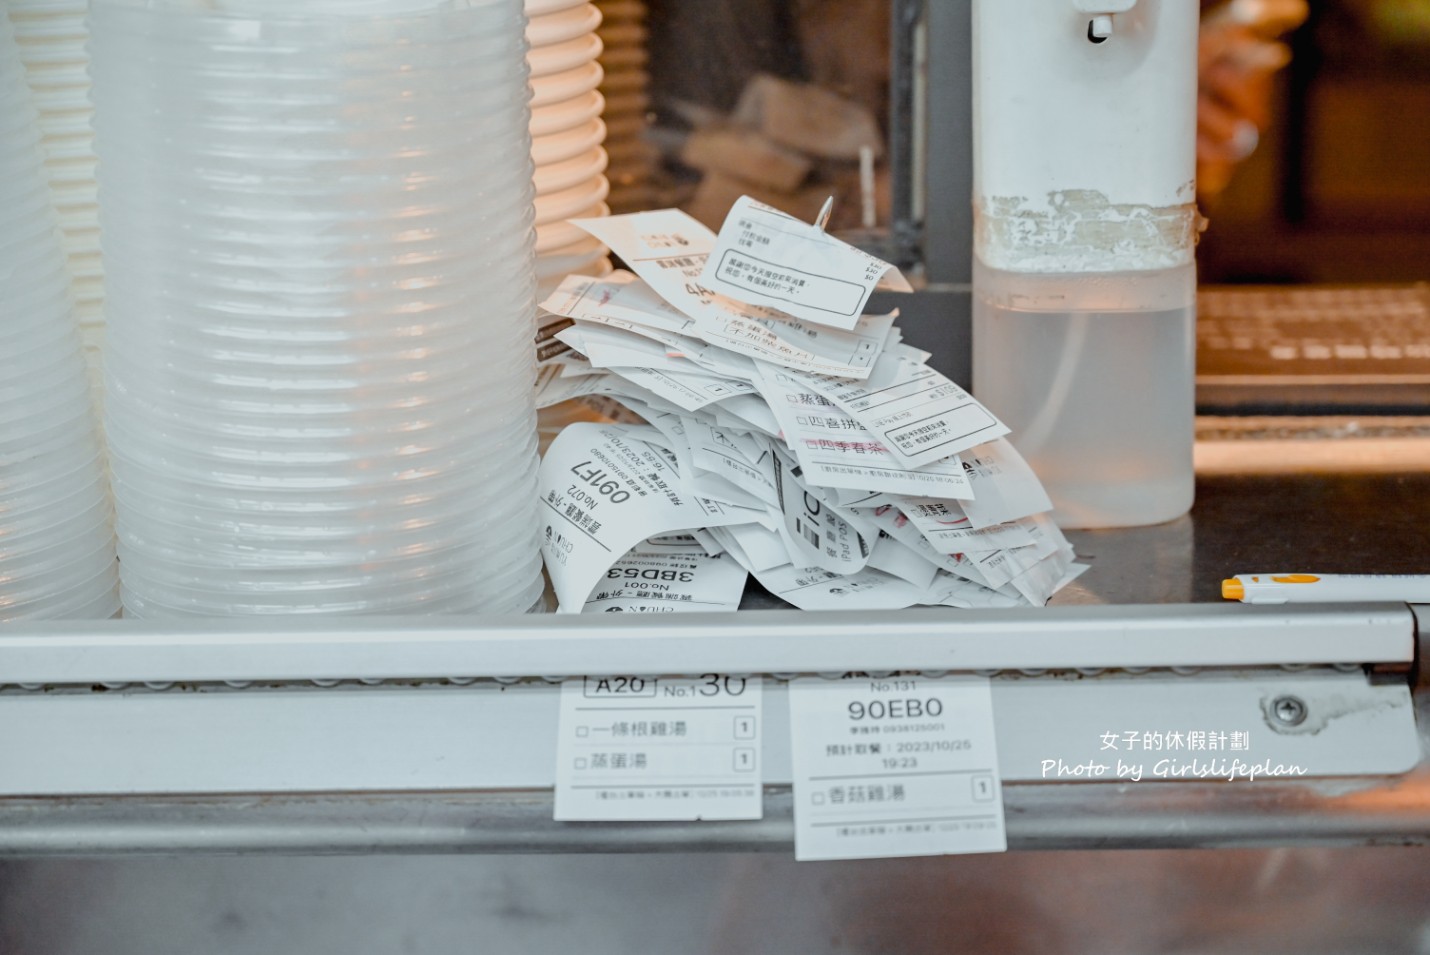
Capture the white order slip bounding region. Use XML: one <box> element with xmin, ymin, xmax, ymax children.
<box><xmin>753</xmin><ymin>363</ymin><xmax>975</xmax><ymax>499</ymax></box>
<box><xmin>630</xmin><ymin>533</ymin><xmax>710</xmax><ymax>555</ymax></box>
<box><xmin>581</xmin><ymin>551</ymin><xmax>748</xmax><ymax>614</ymax></box>
<box><xmin>554</xmin><ymin>675</ymin><xmax>764</xmax><ymax>821</ymax></box>
<box><xmin>797</xmin><ymin>354</ymin><xmax>1009</xmax><ymax>470</ymax></box>
<box><xmin>538</xmin><ymin>422</ymin><xmax>759</xmax><ymax>610</ymax></box>
<box><xmin>700</xmin><ymin>196</ymin><xmax>913</xmax><ymax>331</ymax></box>
<box><xmin>536</xmin><ymin>364</ymin><xmax>607</xmax><ymax>409</ymax></box>
<box><xmin>957</xmin><ymin>439</ymin><xmax>1053</xmax><ymax>529</ymax></box>
<box><xmin>750</xmin><ymin>564</ymin><xmax>926</xmax><ymax>612</ymax></box>
<box><xmin>771</xmin><ymin>448</ymin><xmax>873</xmax><ymax>575</ymax></box>
<box><xmin>788</xmin><ymin>675</ymin><xmax>1007</xmax><ymax>861</ymax></box>
<box><xmin>862</xmin><ymin>503</ymin><xmax>1000</xmax><ymax>590</ymax></box>
<box><xmin>895</xmin><ymin>498</ymin><xmax>1037</xmax><ymax>555</ymax></box>
<box><xmin>571</xmin><ymin>213</ymin><xmax>891</xmax><ymax>379</ymax></box>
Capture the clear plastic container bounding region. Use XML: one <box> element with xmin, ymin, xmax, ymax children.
<box><xmin>0</xmin><ymin>536</ymin><xmax>118</xmax><ymax>603</ymax></box>
<box><xmin>110</xmin><ymin>465</ymin><xmax>537</xmax><ymax>543</ymax></box>
<box><xmin>2</xmin><ymin>564</ymin><xmax>120</xmax><ymax>621</ymax></box>
<box><xmin>972</xmin><ymin>261</ymin><xmax>1196</xmax><ymax>529</ymax></box>
<box><xmin>116</xmin><ymin>534</ymin><xmax>543</xmax><ymax>612</ymax></box>
<box><xmin>93</xmin><ymin>0</ymin><xmax>544</xmax><ymax>617</ymax></box>
<box><xmin>0</xmin><ymin>502</ymin><xmax>113</xmax><ymax>568</ymax></box>
<box><xmin>0</xmin><ymin>457</ymin><xmax>109</xmax><ymax>519</ymax></box>
<box><xmin>52</xmin><ymin>579</ymin><xmax>123</xmax><ymax>621</ymax></box>
<box><xmin>108</xmin><ymin>457</ymin><xmax>538</xmax><ymax>529</ymax></box>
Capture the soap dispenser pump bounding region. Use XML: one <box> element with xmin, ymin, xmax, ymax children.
<box><xmin>971</xmin><ymin>0</ymin><xmax>1202</xmax><ymax>529</ymax></box>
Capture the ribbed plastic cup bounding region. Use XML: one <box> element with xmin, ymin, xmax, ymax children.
<box><xmin>535</xmin><ymin>200</ymin><xmax>608</xmax><ymax>251</ymax></box>
<box><xmin>529</xmin><ymin>59</ymin><xmax>602</xmax><ymax>107</ymax></box>
<box><xmin>533</xmin><ymin>143</ymin><xmax>607</xmax><ymax>192</ymax></box>
<box><xmin>8</xmin><ymin>0</ymin><xmax>103</xmax><ymax>386</ymax></box>
<box><xmin>523</xmin><ymin>0</ymin><xmax>608</xmax><ymax>305</ymax></box>
<box><xmin>0</xmin><ymin>11</ymin><xmax>117</xmax><ymax>623</ymax></box>
<box><xmin>94</xmin><ymin>0</ymin><xmax>544</xmax><ymax>618</ymax></box>
<box><xmin>110</xmin><ymin>461</ymin><xmax>538</xmax><ymax>547</ymax></box>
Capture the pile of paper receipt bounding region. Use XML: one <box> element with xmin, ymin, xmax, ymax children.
<box><xmin>535</xmin><ymin>196</ymin><xmax>1085</xmax><ymax>613</ymax></box>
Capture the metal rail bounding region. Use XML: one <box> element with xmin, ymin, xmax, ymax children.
<box><xmin>0</xmin><ymin>603</ymin><xmax>1423</xmax><ymax>855</ymax></box>
<box><xmin>0</xmin><ymin>604</ymin><xmax>1414</xmax><ymax>687</ymax></box>
<box><xmin>3</xmin><ymin>768</ymin><xmax>1427</xmax><ymax>856</ymax></box>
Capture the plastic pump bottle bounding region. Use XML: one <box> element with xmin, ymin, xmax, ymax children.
<box><xmin>971</xmin><ymin>0</ymin><xmax>1201</xmax><ymax>528</ymax></box>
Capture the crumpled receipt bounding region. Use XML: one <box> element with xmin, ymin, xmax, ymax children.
<box><xmin>533</xmin><ymin>201</ymin><xmax>1088</xmax><ymax>614</ymax></box>
<box><xmin>538</xmin><ymin>423</ymin><xmax>757</xmax><ymax>611</ymax></box>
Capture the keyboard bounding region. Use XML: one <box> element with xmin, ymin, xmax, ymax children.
<box><xmin>1196</xmin><ymin>283</ymin><xmax>1430</xmax><ymax>413</ymax></box>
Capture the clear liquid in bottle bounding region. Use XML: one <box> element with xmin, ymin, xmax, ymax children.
<box><xmin>972</xmin><ymin>261</ymin><xmax>1196</xmax><ymax>529</ymax></box>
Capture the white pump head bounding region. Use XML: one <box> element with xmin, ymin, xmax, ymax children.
<box><xmin>1073</xmin><ymin>0</ymin><xmax>1137</xmax><ymax>39</ymax></box>
<box><xmin>972</xmin><ymin>0</ymin><xmax>1201</xmax><ymax>273</ymax></box>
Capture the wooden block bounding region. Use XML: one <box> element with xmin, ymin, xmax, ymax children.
<box><xmin>732</xmin><ymin>73</ymin><xmax>883</xmax><ymax>162</ymax></box>
<box><xmin>680</xmin><ymin>126</ymin><xmax>812</xmax><ymax>192</ymax></box>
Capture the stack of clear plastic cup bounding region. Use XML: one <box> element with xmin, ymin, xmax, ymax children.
<box><xmin>6</xmin><ymin>0</ymin><xmax>103</xmax><ymax>386</ymax></box>
<box><xmin>526</xmin><ymin>0</ymin><xmax>612</xmax><ymax>296</ymax></box>
<box><xmin>89</xmin><ymin>0</ymin><xmax>546</xmax><ymax>618</ymax></box>
<box><xmin>0</xmin><ymin>13</ymin><xmax>119</xmax><ymax>623</ymax></box>
<box><xmin>595</xmin><ymin>0</ymin><xmax>656</xmax><ymax>213</ymax></box>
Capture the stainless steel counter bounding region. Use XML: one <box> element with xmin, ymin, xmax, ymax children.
<box><xmin>1065</xmin><ymin>469</ymin><xmax>1430</xmax><ymax>606</ymax></box>
<box><xmin>2</xmin><ymin>422</ymin><xmax>1428</xmax><ymax>855</ymax></box>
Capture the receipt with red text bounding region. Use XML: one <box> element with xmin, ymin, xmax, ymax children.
<box><xmin>796</xmin><ymin>354</ymin><xmax>1009</xmax><ymax>470</ymax></box>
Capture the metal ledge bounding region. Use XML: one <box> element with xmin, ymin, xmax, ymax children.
<box><xmin>0</xmin><ymin>586</ymin><xmax>1423</xmax><ymax>855</ymax></box>
<box><xmin>0</xmin><ymin>603</ymin><xmax>1415</xmax><ymax>686</ymax></box>
<box><xmin>3</xmin><ymin>771</ymin><xmax>1428</xmax><ymax>856</ymax></box>
<box><xmin>0</xmin><ymin>665</ymin><xmax>1422</xmax><ymax>853</ymax></box>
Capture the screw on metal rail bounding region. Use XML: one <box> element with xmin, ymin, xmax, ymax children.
<box><xmin>1270</xmin><ymin>695</ymin><xmax>1308</xmax><ymax>727</ymax></box>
